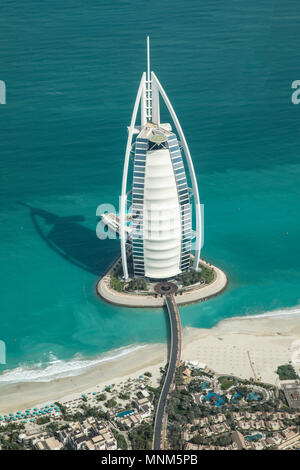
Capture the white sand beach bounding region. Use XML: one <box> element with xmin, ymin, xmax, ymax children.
<box><xmin>0</xmin><ymin>311</ymin><xmax>299</xmax><ymax>414</ymax></box>
<box><xmin>182</xmin><ymin>313</ymin><xmax>300</xmax><ymax>384</ymax></box>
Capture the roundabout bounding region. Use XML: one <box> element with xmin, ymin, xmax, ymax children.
<box><xmin>154</xmin><ymin>282</ymin><xmax>178</xmax><ymax>296</ymax></box>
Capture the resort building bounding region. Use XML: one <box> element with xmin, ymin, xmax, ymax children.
<box><xmin>119</xmin><ymin>38</ymin><xmax>202</xmax><ymax>280</ymax></box>
<box><xmin>35</xmin><ymin>436</ymin><xmax>63</xmax><ymax>451</ymax></box>
<box><xmin>281</xmin><ymin>380</ymin><xmax>300</xmax><ymax>409</ymax></box>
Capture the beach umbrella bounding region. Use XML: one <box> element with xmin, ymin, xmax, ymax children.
<box><xmin>9</xmin><ymin>413</ymin><xmax>14</xmax><ymax>416</ymax></box>
<box><xmin>34</xmin><ymin>408</ymin><xmax>38</xmax><ymax>411</ymax></box>
<box><xmin>30</xmin><ymin>419</ymin><xmax>34</xmax><ymax>422</ymax></box>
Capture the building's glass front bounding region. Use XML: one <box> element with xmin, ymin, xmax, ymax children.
<box><xmin>131</xmin><ymin>127</ymin><xmax>192</xmax><ymax>279</ymax></box>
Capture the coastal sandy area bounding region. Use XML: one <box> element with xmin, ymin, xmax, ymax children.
<box><xmin>0</xmin><ymin>312</ymin><xmax>299</xmax><ymax>414</ymax></box>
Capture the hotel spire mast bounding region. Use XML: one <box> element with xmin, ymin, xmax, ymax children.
<box><xmin>147</xmin><ymin>35</ymin><xmax>150</xmax><ymax>83</ymax></box>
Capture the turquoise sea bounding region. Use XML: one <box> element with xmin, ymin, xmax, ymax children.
<box><xmin>0</xmin><ymin>1</ymin><xmax>300</xmax><ymax>383</ymax></box>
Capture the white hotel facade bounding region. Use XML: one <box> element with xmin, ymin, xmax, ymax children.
<box><xmin>119</xmin><ymin>38</ymin><xmax>202</xmax><ymax>280</ymax></box>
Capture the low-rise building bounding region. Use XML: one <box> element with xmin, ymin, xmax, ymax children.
<box><xmin>281</xmin><ymin>381</ymin><xmax>300</xmax><ymax>409</ymax></box>
<box><xmin>35</xmin><ymin>436</ymin><xmax>63</xmax><ymax>451</ymax></box>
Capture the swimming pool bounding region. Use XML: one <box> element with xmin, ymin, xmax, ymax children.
<box><xmin>117</xmin><ymin>409</ymin><xmax>135</xmax><ymax>418</ymax></box>
<box><xmin>247</xmin><ymin>391</ymin><xmax>261</xmax><ymax>401</ymax></box>
<box><xmin>245</xmin><ymin>433</ymin><xmax>262</xmax><ymax>442</ymax></box>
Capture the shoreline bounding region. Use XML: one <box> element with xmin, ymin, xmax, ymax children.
<box><xmin>0</xmin><ymin>310</ymin><xmax>299</xmax><ymax>414</ymax></box>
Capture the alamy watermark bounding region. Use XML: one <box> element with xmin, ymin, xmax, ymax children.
<box><xmin>0</xmin><ymin>80</ymin><xmax>6</xmax><ymax>104</ymax></box>
<box><xmin>291</xmin><ymin>80</ymin><xmax>300</xmax><ymax>104</ymax></box>
<box><xmin>96</xmin><ymin>199</ymin><xmax>204</xmax><ymax>251</ymax></box>
<box><xmin>0</xmin><ymin>340</ymin><xmax>6</xmax><ymax>364</ymax></box>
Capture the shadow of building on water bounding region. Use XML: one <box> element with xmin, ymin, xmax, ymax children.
<box><xmin>18</xmin><ymin>202</ymin><xmax>120</xmax><ymax>277</ymax></box>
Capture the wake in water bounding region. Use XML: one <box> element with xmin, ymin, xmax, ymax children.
<box><xmin>0</xmin><ymin>344</ymin><xmax>147</xmax><ymax>385</ymax></box>
<box><xmin>234</xmin><ymin>305</ymin><xmax>300</xmax><ymax>320</ymax></box>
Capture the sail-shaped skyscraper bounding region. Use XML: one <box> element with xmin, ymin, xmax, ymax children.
<box><xmin>119</xmin><ymin>38</ymin><xmax>202</xmax><ymax>280</ymax></box>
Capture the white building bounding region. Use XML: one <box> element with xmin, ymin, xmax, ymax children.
<box><xmin>118</xmin><ymin>38</ymin><xmax>202</xmax><ymax>280</ymax></box>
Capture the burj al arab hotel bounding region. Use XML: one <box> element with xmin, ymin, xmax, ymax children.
<box><xmin>119</xmin><ymin>38</ymin><xmax>202</xmax><ymax>281</ymax></box>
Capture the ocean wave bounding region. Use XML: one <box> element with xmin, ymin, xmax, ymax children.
<box><xmin>237</xmin><ymin>305</ymin><xmax>300</xmax><ymax>320</ymax></box>
<box><xmin>0</xmin><ymin>344</ymin><xmax>147</xmax><ymax>385</ymax></box>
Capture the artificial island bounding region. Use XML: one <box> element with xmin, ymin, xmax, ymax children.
<box><xmin>97</xmin><ymin>38</ymin><xmax>227</xmax><ymax>308</ymax></box>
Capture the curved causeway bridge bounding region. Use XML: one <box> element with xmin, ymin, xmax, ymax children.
<box><xmin>153</xmin><ymin>294</ymin><xmax>182</xmax><ymax>450</ymax></box>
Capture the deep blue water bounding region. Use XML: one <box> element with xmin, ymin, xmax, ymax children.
<box><xmin>0</xmin><ymin>0</ymin><xmax>300</xmax><ymax>382</ymax></box>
